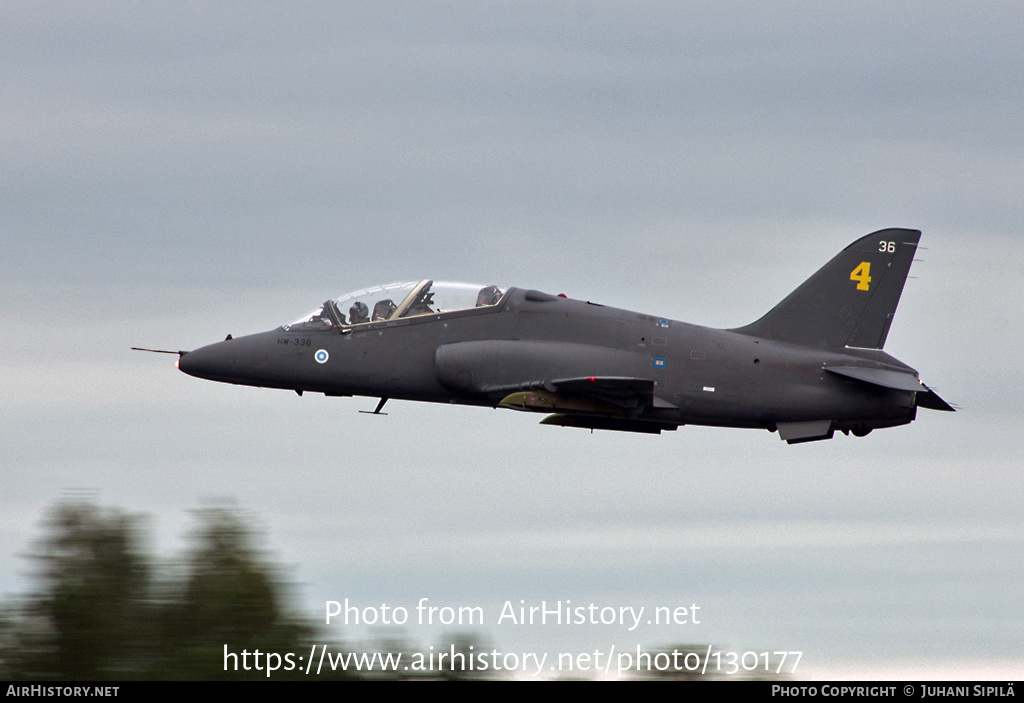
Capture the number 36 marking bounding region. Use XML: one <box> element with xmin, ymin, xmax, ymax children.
<box><xmin>878</xmin><ymin>240</ymin><xmax>896</xmax><ymax>253</ymax></box>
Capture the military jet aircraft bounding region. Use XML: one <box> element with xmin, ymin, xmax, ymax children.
<box><xmin>136</xmin><ymin>228</ymin><xmax>953</xmax><ymax>443</ymax></box>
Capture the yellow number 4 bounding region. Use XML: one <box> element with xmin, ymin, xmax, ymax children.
<box><xmin>850</xmin><ymin>262</ymin><xmax>871</xmax><ymax>291</ymax></box>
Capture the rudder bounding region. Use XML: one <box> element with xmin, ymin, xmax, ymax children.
<box><xmin>732</xmin><ymin>228</ymin><xmax>921</xmax><ymax>350</ymax></box>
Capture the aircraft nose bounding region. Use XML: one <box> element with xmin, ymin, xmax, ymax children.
<box><xmin>177</xmin><ymin>340</ymin><xmax>238</xmax><ymax>382</ymax></box>
<box><xmin>177</xmin><ymin>330</ymin><xmax>287</xmax><ymax>386</ymax></box>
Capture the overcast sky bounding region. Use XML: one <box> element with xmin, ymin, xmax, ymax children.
<box><xmin>2</xmin><ymin>1</ymin><xmax>1022</xmax><ymax>679</ymax></box>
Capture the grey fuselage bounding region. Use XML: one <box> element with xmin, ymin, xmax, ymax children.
<box><xmin>178</xmin><ymin>287</ymin><xmax>917</xmax><ymax>436</ymax></box>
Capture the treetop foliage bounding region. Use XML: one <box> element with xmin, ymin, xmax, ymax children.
<box><xmin>0</xmin><ymin>501</ymin><xmax>333</xmax><ymax>680</ymax></box>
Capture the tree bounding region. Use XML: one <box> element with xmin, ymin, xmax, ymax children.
<box><xmin>5</xmin><ymin>502</ymin><xmax>153</xmax><ymax>679</ymax></box>
<box><xmin>0</xmin><ymin>500</ymin><xmax>338</xmax><ymax>680</ymax></box>
<box><xmin>156</xmin><ymin>505</ymin><xmax>315</xmax><ymax>679</ymax></box>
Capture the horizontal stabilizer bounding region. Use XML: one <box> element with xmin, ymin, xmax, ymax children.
<box><xmin>824</xmin><ymin>365</ymin><xmax>923</xmax><ymax>392</ymax></box>
<box><xmin>824</xmin><ymin>365</ymin><xmax>955</xmax><ymax>412</ymax></box>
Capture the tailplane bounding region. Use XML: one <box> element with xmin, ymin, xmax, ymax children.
<box><xmin>732</xmin><ymin>228</ymin><xmax>921</xmax><ymax>350</ymax></box>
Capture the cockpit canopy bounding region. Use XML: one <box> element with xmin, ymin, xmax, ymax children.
<box><xmin>284</xmin><ymin>280</ymin><xmax>506</xmax><ymax>331</ymax></box>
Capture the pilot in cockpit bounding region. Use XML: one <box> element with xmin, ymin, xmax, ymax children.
<box><xmin>476</xmin><ymin>285</ymin><xmax>501</xmax><ymax>307</ymax></box>
<box><xmin>349</xmin><ymin>301</ymin><xmax>369</xmax><ymax>325</ymax></box>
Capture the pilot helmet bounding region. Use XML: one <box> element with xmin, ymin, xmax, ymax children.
<box><xmin>476</xmin><ymin>285</ymin><xmax>501</xmax><ymax>306</ymax></box>
<box><xmin>349</xmin><ymin>301</ymin><xmax>369</xmax><ymax>322</ymax></box>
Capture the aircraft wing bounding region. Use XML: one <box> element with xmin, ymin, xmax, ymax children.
<box><xmin>492</xmin><ymin>376</ymin><xmax>678</xmax><ymax>411</ymax></box>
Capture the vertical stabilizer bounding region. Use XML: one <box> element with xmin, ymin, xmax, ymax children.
<box><xmin>732</xmin><ymin>228</ymin><xmax>920</xmax><ymax>350</ymax></box>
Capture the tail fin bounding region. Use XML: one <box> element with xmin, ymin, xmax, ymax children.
<box><xmin>732</xmin><ymin>228</ymin><xmax>921</xmax><ymax>350</ymax></box>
